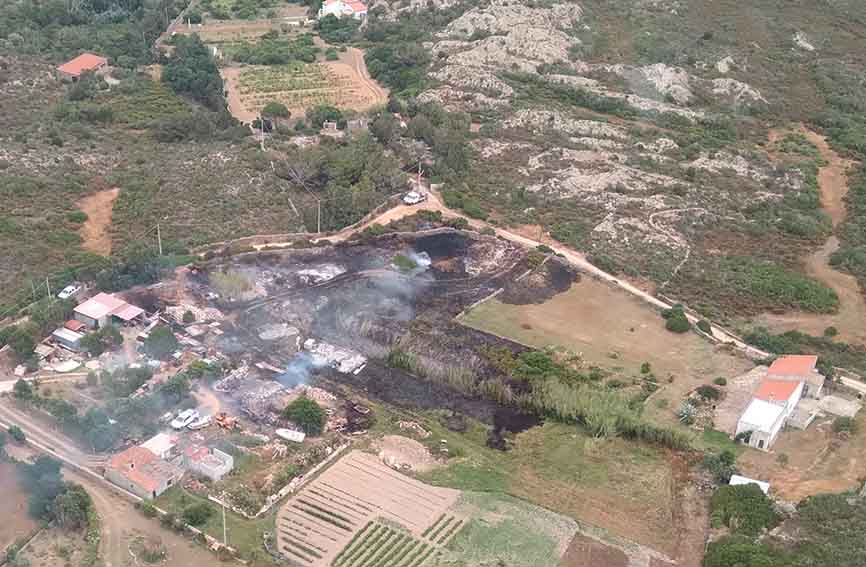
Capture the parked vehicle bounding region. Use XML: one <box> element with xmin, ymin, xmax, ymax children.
<box><xmin>187</xmin><ymin>414</ymin><xmax>212</xmax><ymax>431</ymax></box>
<box><xmin>57</xmin><ymin>284</ymin><xmax>82</xmax><ymax>300</ymax></box>
<box><xmin>170</xmin><ymin>409</ymin><xmax>200</xmax><ymax>430</ymax></box>
<box><xmin>402</xmin><ymin>191</ymin><xmax>427</xmax><ymax>205</ymax></box>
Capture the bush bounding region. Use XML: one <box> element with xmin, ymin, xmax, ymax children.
<box><xmin>710</xmin><ymin>484</ymin><xmax>779</xmax><ymax>536</ymax></box>
<box><xmin>640</xmin><ymin>362</ymin><xmax>651</xmax><ymax>374</ymax></box>
<box><xmin>137</xmin><ymin>501</ymin><xmax>158</xmax><ymax>518</ymax></box>
<box><xmin>697</xmin><ymin>385</ymin><xmax>721</xmax><ymax>401</ymax></box>
<box><xmin>143</xmin><ymin>326</ymin><xmax>179</xmax><ymax>360</ymax></box>
<box><xmin>182</xmin><ymin>503</ymin><xmax>213</xmax><ymax>526</ymax></box>
<box><xmin>824</xmin><ymin>326</ymin><xmax>839</xmax><ymax>337</ymax></box>
<box><xmin>182</xmin><ymin>310</ymin><xmax>195</xmax><ymax>324</ymax></box>
<box><xmin>8</xmin><ymin>425</ymin><xmax>26</xmax><ymax>443</ymax></box>
<box><xmin>282</xmin><ymin>396</ymin><xmax>326</xmax><ymax>436</ymax></box>
<box><xmin>697</xmin><ymin>319</ymin><xmax>712</xmax><ymax>333</ymax></box>
<box><xmin>67</xmin><ymin>211</ymin><xmax>88</xmax><ymax>224</ymax></box>
<box><xmin>665</xmin><ymin>314</ymin><xmax>691</xmax><ymax>333</ymax></box>
<box><xmin>702</xmin><ymin>450</ymin><xmax>737</xmax><ymax>483</ymax></box>
<box><xmin>713</xmin><ymin>377</ymin><xmax>728</xmax><ymax>386</ymax></box>
<box><xmin>832</xmin><ymin>416</ymin><xmax>856</xmax><ymax>434</ymax></box>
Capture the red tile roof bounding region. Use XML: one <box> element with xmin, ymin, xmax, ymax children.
<box><xmin>108</xmin><ymin>446</ymin><xmax>160</xmax><ymax>493</ymax></box>
<box><xmin>754</xmin><ymin>379</ymin><xmax>801</xmax><ymax>403</ymax></box>
<box><xmin>57</xmin><ymin>53</ymin><xmax>107</xmax><ymax>77</ymax></box>
<box><xmin>64</xmin><ymin>320</ymin><xmax>87</xmax><ymax>332</ymax></box>
<box><xmin>768</xmin><ymin>355</ymin><xmax>818</xmax><ymax>377</ymax></box>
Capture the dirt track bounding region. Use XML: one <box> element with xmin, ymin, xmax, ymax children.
<box><xmin>757</xmin><ymin>128</ymin><xmax>866</xmax><ymax>343</ymax></box>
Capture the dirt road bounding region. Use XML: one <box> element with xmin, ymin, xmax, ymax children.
<box><xmin>758</xmin><ymin>127</ymin><xmax>866</xmax><ymax>343</ymax></box>
<box><xmin>341</xmin><ymin>47</ymin><xmax>389</xmax><ymax>102</ymax></box>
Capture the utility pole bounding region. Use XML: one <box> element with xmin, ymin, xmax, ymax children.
<box><xmin>156</xmin><ymin>223</ymin><xmax>163</xmax><ymax>256</ymax></box>
<box><xmin>45</xmin><ymin>278</ymin><xmax>52</xmax><ymax>302</ymax></box>
<box><xmin>222</xmin><ymin>501</ymin><xmax>228</xmax><ymax>547</ymax></box>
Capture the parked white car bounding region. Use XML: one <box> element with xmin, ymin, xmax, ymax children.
<box><xmin>187</xmin><ymin>414</ymin><xmax>212</xmax><ymax>431</ymax></box>
<box><xmin>57</xmin><ymin>284</ymin><xmax>82</xmax><ymax>300</ymax></box>
<box><xmin>170</xmin><ymin>409</ymin><xmax>200</xmax><ymax>430</ymax></box>
<box><xmin>402</xmin><ymin>191</ymin><xmax>427</xmax><ymax>205</ymax></box>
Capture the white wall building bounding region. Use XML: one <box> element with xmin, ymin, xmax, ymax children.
<box><xmin>736</xmin><ymin>398</ymin><xmax>786</xmax><ymax>451</ymax></box>
<box><xmin>184</xmin><ymin>445</ymin><xmax>234</xmax><ymax>481</ymax></box>
<box><xmin>318</xmin><ymin>0</ymin><xmax>367</xmax><ymax>20</ymax></box>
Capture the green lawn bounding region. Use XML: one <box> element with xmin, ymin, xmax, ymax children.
<box><xmin>155</xmin><ymin>486</ymin><xmax>279</xmax><ymax>566</ymax></box>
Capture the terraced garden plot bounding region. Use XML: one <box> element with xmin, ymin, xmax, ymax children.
<box><xmin>275</xmin><ymin>450</ymin><xmax>461</xmax><ymax>567</ymax></box>
<box><xmin>222</xmin><ymin>61</ymin><xmax>386</xmax><ymax>122</ymax></box>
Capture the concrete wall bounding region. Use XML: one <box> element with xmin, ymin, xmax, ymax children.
<box><xmin>105</xmin><ymin>468</ymin><xmax>153</xmax><ymax>500</ymax></box>
<box><xmin>188</xmin><ymin>449</ymin><xmax>234</xmax><ymax>481</ymax></box>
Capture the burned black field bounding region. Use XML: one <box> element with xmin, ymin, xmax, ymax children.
<box><xmin>173</xmin><ymin>228</ymin><xmax>574</xmax><ymax>438</ymax></box>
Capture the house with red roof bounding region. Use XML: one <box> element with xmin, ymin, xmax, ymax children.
<box><xmin>735</xmin><ymin>355</ymin><xmax>824</xmax><ymax>451</ymax></box>
<box><xmin>57</xmin><ymin>52</ymin><xmax>108</xmax><ymax>81</ymax></box>
<box><xmin>318</xmin><ymin>0</ymin><xmax>368</xmax><ymax>20</ymax></box>
<box><xmin>105</xmin><ymin>444</ymin><xmax>184</xmax><ymax>500</ymax></box>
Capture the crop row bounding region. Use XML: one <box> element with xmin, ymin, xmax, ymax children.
<box><xmin>333</xmin><ymin>522</ymin><xmax>436</xmax><ymax>567</ymax></box>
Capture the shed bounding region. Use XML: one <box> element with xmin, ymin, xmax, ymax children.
<box><xmin>51</xmin><ymin>327</ymin><xmax>84</xmax><ymax>351</ymax></box>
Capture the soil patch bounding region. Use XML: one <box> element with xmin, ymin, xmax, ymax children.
<box><xmin>377</xmin><ymin>434</ymin><xmax>439</xmax><ymax>473</ymax></box>
<box><xmin>0</xmin><ymin>461</ymin><xmax>37</xmax><ymax>552</ymax></box>
<box><xmin>562</xmin><ymin>535</ymin><xmax>629</xmax><ymax>567</ymax></box>
<box><xmin>77</xmin><ymin>187</ymin><xmax>119</xmax><ymax>256</ymax></box>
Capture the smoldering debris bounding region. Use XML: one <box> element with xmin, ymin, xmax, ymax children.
<box><xmin>214</xmin><ymin>362</ymin><xmax>250</xmax><ymax>393</ymax></box>
<box><xmin>276</xmin><ymin>352</ymin><xmax>322</xmax><ymax>388</ymax></box>
<box><xmin>297</xmin><ymin>264</ymin><xmax>346</xmax><ymax>284</ymax></box>
<box><xmin>302</xmin><ymin>339</ymin><xmax>367</xmax><ymax>374</ymax></box>
<box><xmin>258</xmin><ymin>323</ymin><xmax>300</xmax><ymax>341</ymax></box>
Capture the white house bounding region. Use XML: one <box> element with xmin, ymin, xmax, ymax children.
<box><xmin>318</xmin><ymin>0</ymin><xmax>367</xmax><ymax>20</ymax></box>
<box><xmin>736</xmin><ymin>398</ymin><xmax>787</xmax><ymax>451</ymax></box>
<box><xmin>184</xmin><ymin>445</ymin><xmax>234</xmax><ymax>481</ymax></box>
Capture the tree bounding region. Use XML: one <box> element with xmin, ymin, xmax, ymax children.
<box><xmin>159</xmin><ymin>373</ymin><xmax>191</xmax><ymax>403</ymax></box>
<box><xmin>306</xmin><ymin>105</ymin><xmax>344</xmax><ymax>129</ymax></box>
<box><xmin>282</xmin><ymin>396</ymin><xmax>326</xmax><ymax>435</ymax></box>
<box><xmin>163</xmin><ymin>34</ymin><xmax>225</xmax><ymax>110</ymax></box>
<box><xmin>262</xmin><ymin>101</ymin><xmax>290</xmax><ymax>119</ymax></box>
<box><xmin>143</xmin><ymin>326</ymin><xmax>179</xmax><ymax>360</ymax></box>
<box><xmin>182</xmin><ymin>310</ymin><xmax>195</xmax><ymax>324</ymax></box>
<box><xmin>369</xmin><ymin>113</ymin><xmax>398</xmax><ymax>145</ymax></box>
<box><xmin>8</xmin><ymin>425</ymin><xmax>26</xmax><ymax>443</ymax></box>
<box><xmin>12</xmin><ymin>379</ymin><xmax>33</xmax><ymax>401</ymax></box>
<box><xmin>182</xmin><ymin>502</ymin><xmax>213</xmax><ymax>526</ymax></box>
<box><xmin>53</xmin><ymin>483</ymin><xmax>92</xmax><ymax>531</ymax></box>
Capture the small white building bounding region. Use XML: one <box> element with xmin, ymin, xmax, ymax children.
<box><xmin>736</xmin><ymin>398</ymin><xmax>786</xmax><ymax>451</ymax></box>
<box><xmin>184</xmin><ymin>445</ymin><xmax>234</xmax><ymax>481</ymax></box>
<box><xmin>729</xmin><ymin>474</ymin><xmax>770</xmax><ymax>495</ymax></box>
<box><xmin>318</xmin><ymin>0</ymin><xmax>367</xmax><ymax>20</ymax></box>
<box><xmin>140</xmin><ymin>433</ymin><xmax>178</xmax><ymax>460</ymax></box>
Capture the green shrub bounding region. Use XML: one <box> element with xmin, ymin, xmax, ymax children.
<box><xmin>697</xmin><ymin>319</ymin><xmax>712</xmax><ymax>333</ymax></box>
<box><xmin>710</xmin><ymin>484</ymin><xmax>779</xmax><ymax>536</ymax></box>
<box><xmin>832</xmin><ymin>416</ymin><xmax>856</xmax><ymax>434</ymax></box>
<box><xmin>283</xmin><ymin>396</ymin><xmax>326</xmax><ymax>436</ymax></box>
<box><xmin>182</xmin><ymin>502</ymin><xmax>213</xmax><ymax>526</ymax></box>
<box><xmin>697</xmin><ymin>385</ymin><xmax>721</xmax><ymax>401</ymax></box>
<box><xmin>8</xmin><ymin>425</ymin><xmax>26</xmax><ymax>443</ymax></box>
<box><xmin>182</xmin><ymin>310</ymin><xmax>195</xmax><ymax>324</ymax></box>
<box><xmin>67</xmin><ymin>211</ymin><xmax>88</xmax><ymax>224</ymax></box>
<box><xmin>665</xmin><ymin>314</ymin><xmax>691</xmax><ymax>333</ymax></box>
<box><xmin>702</xmin><ymin>450</ymin><xmax>737</xmax><ymax>483</ymax></box>
<box><xmin>824</xmin><ymin>326</ymin><xmax>839</xmax><ymax>337</ymax></box>
<box><xmin>713</xmin><ymin>377</ymin><xmax>727</xmax><ymax>386</ymax></box>
<box><xmin>640</xmin><ymin>362</ymin><xmax>651</xmax><ymax>374</ymax></box>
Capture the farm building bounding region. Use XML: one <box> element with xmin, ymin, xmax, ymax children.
<box><xmin>74</xmin><ymin>292</ymin><xmax>144</xmax><ymax>329</ymax></box>
<box><xmin>735</xmin><ymin>398</ymin><xmax>787</xmax><ymax>451</ymax></box>
<box><xmin>767</xmin><ymin>354</ymin><xmax>825</xmax><ymax>399</ymax></box>
<box><xmin>105</xmin><ymin>446</ymin><xmax>184</xmax><ymax>500</ymax></box>
<box><xmin>318</xmin><ymin>0</ymin><xmax>367</xmax><ymax>20</ymax></box>
<box><xmin>57</xmin><ymin>52</ymin><xmax>108</xmax><ymax>80</ymax></box>
<box><xmin>184</xmin><ymin>445</ymin><xmax>234</xmax><ymax>481</ymax></box>
<box><xmin>753</xmin><ymin>379</ymin><xmax>804</xmax><ymax>417</ymax></box>
<box><xmin>50</xmin><ymin>327</ymin><xmax>84</xmax><ymax>351</ymax></box>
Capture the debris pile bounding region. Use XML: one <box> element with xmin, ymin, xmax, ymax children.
<box><xmin>214</xmin><ymin>362</ymin><xmax>250</xmax><ymax>393</ymax></box>
<box><xmin>303</xmin><ymin>339</ymin><xmax>367</xmax><ymax>374</ymax></box>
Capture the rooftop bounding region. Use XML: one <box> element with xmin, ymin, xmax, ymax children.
<box><xmin>739</xmin><ymin>398</ymin><xmax>785</xmax><ymax>433</ymax></box>
<box><xmin>51</xmin><ymin>327</ymin><xmax>84</xmax><ymax>343</ymax></box>
<box><xmin>754</xmin><ymin>379</ymin><xmax>801</xmax><ymax>403</ymax></box>
<box><xmin>108</xmin><ymin>446</ymin><xmax>182</xmax><ymax>493</ymax></box>
<box><xmin>729</xmin><ymin>475</ymin><xmax>770</xmax><ymax>495</ymax></box>
<box><xmin>74</xmin><ymin>292</ymin><xmax>143</xmax><ymax>321</ymax></box>
<box><xmin>57</xmin><ymin>53</ymin><xmax>108</xmax><ymax>77</ymax></box>
<box><xmin>767</xmin><ymin>355</ymin><xmax>818</xmax><ymax>377</ymax></box>
<box><xmin>140</xmin><ymin>433</ymin><xmax>177</xmax><ymax>457</ymax></box>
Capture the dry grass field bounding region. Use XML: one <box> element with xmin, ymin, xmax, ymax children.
<box><xmin>0</xmin><ymin>461</ymin><xmax>37</xmax><ymax>552</ymax></box>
